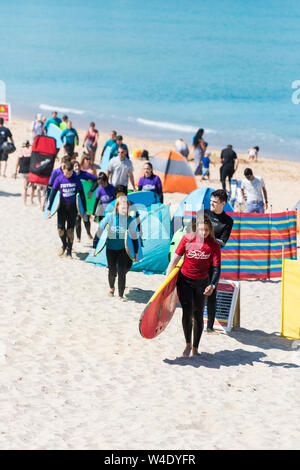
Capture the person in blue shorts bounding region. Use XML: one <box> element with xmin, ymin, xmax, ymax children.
<box><xmin>200</xmin><ymin>152</ymin><xmax>211</xmax><ymax>181</ymax></box>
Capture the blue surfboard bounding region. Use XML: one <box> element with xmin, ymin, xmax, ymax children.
<box><xmin>100</xmin><ymin>146</ymin><xmax>111</xmax><ymax>171</ymax></box>
<box><xmin>125</xmin><ymin>220</ymin><xmax>143</xmax><ymax>262</ymax></box>
<box><xmin>94</xmin><ymin>225</ymin><xmax>108</xmax><ymax>256</ymax></box>
<box><xmin>47</xmin><ymin>123</ymin><xmax>63</xmax><ymax>148</ymax></box>
<box><xmin>43</xmin><ymin>191</ymin><xmax>61</xmax><ymax>219</ymax></box>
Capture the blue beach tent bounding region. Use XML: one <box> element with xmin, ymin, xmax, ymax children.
<box><xmin>86</xmin><ymin>203</ymin><xmax>171</xmax><ymax>274</ymax></box>
<box><xmin>172</xmin><ymin>187</ymin><xmax>234</xmax><ymax>233</ymax></box>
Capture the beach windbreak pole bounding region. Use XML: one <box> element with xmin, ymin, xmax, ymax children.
<box><xmin>221</xmin><ymin>211</ymin><xmax>297</xmax><ymax>280</ymax></box>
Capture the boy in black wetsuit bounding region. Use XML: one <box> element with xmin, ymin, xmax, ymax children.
<box><xmin>189</xmin><ymin>189</ymin><xmax>233</xmax><ymax>332</ymax></box>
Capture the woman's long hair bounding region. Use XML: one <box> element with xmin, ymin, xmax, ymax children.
<box><xmin>191</xmin><ymin>213</ymin><xmax>216</xmax><ymax>240</ymax></box>
<box><xmin>193</xmin><ymin>128</ymin><xmax>204</xmax><ymax>148</ymax></box>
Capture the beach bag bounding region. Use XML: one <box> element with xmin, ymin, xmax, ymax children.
<box><xmin>1</xmin><ymin>142</ymin><xmax>16</xmax><ymax>154</ymax></box>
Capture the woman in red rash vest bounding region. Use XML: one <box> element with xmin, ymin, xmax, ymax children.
<box><xmin>166</xmin><ymin>214</ymin><xmax>221</xmax><ymax>358</ymax></box>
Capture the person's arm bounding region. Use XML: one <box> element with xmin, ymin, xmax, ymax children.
<box><xmin>14</xmin><ymin>156</ymin><xmax>21</xmax><ymax>178</ymax></box>
<box><xmin>75</xmin><ymin>131</ymin><xmax>79</xmax><ymax>146</ymax></box>
<box><xmin>92</xmin><ymin>215</ymin><xmax>110</xmax><ymax>251</ymax></box>
<box><xmin>166</xmin><ymin>253</ymin><xmax>182</xmax><ymax>276</ymax></box>
<box><xmin>47</xmin><ymin>187</ymin><xmax>59</xmax><ymax>213</ymax></box>
<box><xmin>234</xmin><ymin>153</ymin><xmax>239</xmax><ymax>172</ymax></box>
<box><xmin>93</xmin><ymin>194</ymin><xmax>101</xmax><ymax>215</ymax></box>
<box><xmin>216</xmin><ymin>218</ymin><xmax>233</xmax><ymax>248</ymax></box>
<box><xmin>240</xmin><ymin>184</ymin><xmax>247</xmax><ymax>205</ymax></box>
<box><xmin>77</xmin><ymin>180</ymin><xmax>87</xmax><ymax>212</ymax></box>
<box><xmin>129</xmin><ymin>172</ymin><xmax>135</xmax><ymax>191</ymax></box>
<box><xmin>262</xmin><ymin>186</ymin><xmax>268</xmax><ymax>210</ymax></box>
<box><xmin>156</xmin><ymin>177</ymin><xmax>163</xmax><ymax>203</ymax></box>
<box><xmin>204</xmin><ymin>245</ymin><xmax>221</xmax><ymax>295</ymax></box>
<box><xmin>82</xmin><ymin>131</ymin><xmax>88</xmax><ymax>147</ymax></box>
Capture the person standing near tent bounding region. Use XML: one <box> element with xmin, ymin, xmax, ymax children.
<box><xmin>193</xmin><ymin>129</ymin><xmax>206</xmax><ymax>175</ymax></box>
<box><xmin>92</xmin><ymin>196</ymin><xmax>139</xmax><ymax>299</ymax></box>
<box><xmin>107</xmin><ymin>146</ymin><xmax>135</xmax><ymax>191</ymax></box>
<box><xmin>92</xmin><ymin>172</ymin><xmax>115</xmax><ymax>222</ymax></box>
<box><xmin>61</xmin><ymin>121</ymin><xmax>79</xmax><ymax>158</ymax></box>
<box><xmin>175</xmin><ymin>139</ymin><xmax>189</xmax><ymax>159</ymax></box>
<box><xmin>220</xmin><ymin>144</ymin><xmax>239</xmax><ymax>192</ymax></box>
<box><xmin>137</xmin><ymin>162</ymin><xmax>163</xmax><ymax>203</ymax></box>
<box><xmin>47</xmin><ymin>160</ymin><xmax>87</xmax><ymax>258</ymax></box>
<box><xmin>166</xmin><ymin>214</ymin><xmax>221</xmax><ymax>357</ymax></box>
<box><xmin>241</xmin><ymin>168</ymin><xmax>268</xmax><ymax>213</ymax></box>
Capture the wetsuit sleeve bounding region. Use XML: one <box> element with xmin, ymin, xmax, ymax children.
<box><xmin>210</xmin><ymin>244</ymin><xmax>221</xmax><ymax>286</ymax></box>
<box><xmin>216</xmin><ymin>218</ymin><xmax>233</xmax><ymax>248</ymax></box>
<box><xmin>76</xmin><ymin>179</ymin><xmax>87</xmax><ymax>211</ymax></box>
<box><xmin>93</xmin><ymin>195</ymin><xmax>101</xmax><ymax>215</ymax></box>
<box><xmin>156</xmin><ymin>178</ymin><xmax>163</xmax><ymax>203</ymax></box>
<box><xmin>48</xmin><ymin>187</ymin><xmax>58</xmax><ymax>211</ymax></box>
<box><xmin>81</xmin><ymin>171</ymin><xmax>97</xmax><ymax>181</ymax></box>
<box><xmin>128</xmin><ymin>218</ymin><xmax>139</xmax><ymax>254</ymax></box>
<box><xmin>93</xmin><ymin>214</ymin><xmax>110</xmax><ymax>248</ymax></box>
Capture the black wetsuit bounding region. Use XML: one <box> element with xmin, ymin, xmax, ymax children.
<box><xmin>220</xmin><ymin>148</ymin><xmax>237</xmax><ymax>191</ymax></box>
<box><xmin>187</xmin><ymin>209</ymin><xmax>233</xmax><ymax>329</ymax></box>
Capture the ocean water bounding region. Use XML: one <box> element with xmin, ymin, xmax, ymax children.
<box><xmin>1</xmin><ymin>0</ymin><xmax>300</xmax><ymax>160</ymax></box>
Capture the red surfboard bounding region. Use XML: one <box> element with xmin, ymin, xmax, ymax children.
<box><xmin>139</xmin><ymin>260</ymin><xmax>183</xmax><ymax>339</ymax></box>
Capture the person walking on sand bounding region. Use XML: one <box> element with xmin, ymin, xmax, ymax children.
<box><xmin>137</xmin><ymin>162</ymin><xmax>163</xmax><ymax>202</ymax></box>
<box><xmin>175</xmin><ymin>138</ymin><xmax>189</xmax><ymax>159</ymax></box>
<box><xmin>192</xmin><ymin>129</ymin><xmax>207</xmax><ymax>175</ymax></box>
<box><xmin>0</xmin><ymin>117</ymin><xmax>15</xmax><ymax>177</ymax></box>
<box><xmin>187</xmin><ymin>189</ymin><xmax>233</xmax><ymax>333</ymax></box>
<box><xmin>82</xmin><ymin>122</ymin><xmax>99</xmax><ymax>164</ymax></box>
<box><xmin>101</xmin><ymin>130</ymin><xmax>117</xmax><ymax>160</ymax></box>
<box><xmin>47</xmin><ymin>161</ymin><xmax>87</xmax><ymax>258</ymax></box>
<box><xmin>31</xmin><ymin>113</ymin><xmax>45</xmax><ymax>142</ymax></box>
<box><xmin>220</xmin><ymin>144</ymin><xmax>239</xmax><ymax>192</ymax></box>
<box><xmin>92</xmin><ymin>196</ymin><xmax>139</xmax><ymax>300</ymax></box>
<box><xmin>109</xmin><ymin>135</ymin><xmax>129</xmax><ymax>159</ymax></box>
<box><xmin>44</xmin><ymin>111</ymin><xmax>62</xmax><ymax>133</ymax></box>
<box><xmin>61</xmin><ymin>121</ymin><xmax>79</xmax><ymax>158</ymax></box>
<box><xmin>107</xmin><ymin>146</ymin><xmax>135</xmax><ymax>191</ymax></box>
<box><xmin>241</xmin><ymin>168</ymin><xmax>268</xmax><ymax>213</ymax></box>
<box><xmin>166</xmin><ymin>214</ymin><xmax>221</xmax><ymax>357</ymax></box>
<box><xmin>14</xmin><ymin>140</ymin><xmax>32</xmax><ymax>205</ymax></box>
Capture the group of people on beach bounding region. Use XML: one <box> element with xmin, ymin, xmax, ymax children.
<box><xmin>1</xmin><ymin>112</ymin><xmax>269</xmax><ymax>356</ymax></box>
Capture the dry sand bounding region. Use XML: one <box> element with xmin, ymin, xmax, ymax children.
<box><xmin>0</xmin><ymin>117</ymin><xmax>299</xmax><ymax>450</ymax></box>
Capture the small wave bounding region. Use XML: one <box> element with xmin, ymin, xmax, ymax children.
<box><xmin>136</xmin><ymin>118</ymin><xmax>216</xmax><ymax>135</ymax></box>
<box><xmin>39</xmin><ymin>104</ymin><xmax>85</xmax><ymax>115</ymax></box>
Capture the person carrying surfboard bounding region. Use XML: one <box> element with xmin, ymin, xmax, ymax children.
<box><xmin>166</xmin><ymin>213</ymin><xmax>221</xmax><ymax>357</ymax></box>
<box><xmin>73</xmin><ymin>160</ymin><xmax>97</xmax><ymax>242</ymax></box>
<box><xmin>92</xmin><ymin>196</ymin><xmax>139</xmax><ymax>300</ymax></box>
<box><xmin>47</xmin><ymin>160</ymin><xmax>87</xmax><ymax>257</ymax></box>
<box><xmin>92</xmin><ymin>172</ymin><xmax>115</xmax><ymax>222</ymax></box>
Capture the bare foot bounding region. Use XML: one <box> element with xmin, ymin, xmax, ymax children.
<box><xmin>192</xmin><ymin>348</ymin><xmax>201</xmax><ymax>356</ymax></box>
<box><xmin>182</xmin><ymin>345</ymin><xmax>191</xmax><ymax>357</ymax></box>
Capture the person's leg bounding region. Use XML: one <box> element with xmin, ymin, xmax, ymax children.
<box><xmin>106</xmin><ymin>249</ymin><xmax>118</xmax><ymax>294</ymax></box>
<box><xmin>22</xmin><ymin>177</ymin><xmax>27</xmax><ymax>205</ymax></box>
<box><xmin>30</xmin><ymin>184</ymin><xmax>35</xmax><ymax>204</ymax></box>
<box><xmin>65</xmin><ymin>204</ymin><xmax>77</xmax><ymax>257</ymax></box>
<box><xmin>116</xmin><ymin>250</ymin><xmax>132</xmax><ymax>298</ymax></box>
<box><xmin>177</xmin><ymin>273</ymin><xmax>194</xmax><ymax>356</ymax></box>
<box><xmin>57</xmin><ymin>205</ymin><xmax>67</xmax><ymax>256</ymax></box>
<box><xmin>75</xmin><ymin>214</ymin><xmax>82</xmax><ymax>242</ymax></box>
<box><xmin>191</xmin><ymin>278</ymin><xmax>209</xmax><ymax>353</ymax></box>
<box><xmin>206</xmin><ymin>288</ymin><xmax>217</xmax><ymax>330</ymax></box>
<box><xmin>83</xmin><ymin>216</ymin><xmax>93</xmax><ymax>239</ymax></box>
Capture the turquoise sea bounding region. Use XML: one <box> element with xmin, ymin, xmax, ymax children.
<box><xmin>1</xmin><ymin>0</ymin><xmax>300</xmax><ymax>160</ymax></box>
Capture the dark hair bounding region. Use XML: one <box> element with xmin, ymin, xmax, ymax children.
<box><xmin>211</xmin><ymin>189</ymin><xmax>228</xmax><ymax>203</ymax></box>
<box><xmin>244</xmin><ymin>168</ymin><xmax>253</xmax><ymax>176</ymax></box>
<box><xmin>97</xmin><ymin>171</ymin><xmax>108</xmax><ymax>183</ymax></box>
<box><xmin>193</xmin><ymin>128</ymin><xmax>204</xmax><ymax>147</ymax></box>
<box><xmin>227</xmin><ymin>144</ymin><xmax>233</xmax><ymax>149</ymax></box>
<box><xmin>114</xmin><ymin>185</ymin><xmax>127</xmax><ymax>197</ymax></box>
<box><xmin>144</xmin><ymin>161</ymin><xmax>153</xmax><ymax>170</ymax></box>
<box><xmin>63</xmin><ymin>161</ymin><xmax>74</xmax><ymax>172</ymax></box>
<box><xmin>254</xmin><ymin>146</ymin><xmax>259</xmax><ymax>151</ymax></box>
<box><xmin>62</xmin><ymin>115</ymin><xmax>68</xmax><ymax>120</ymax></box>
<box><xmin>0</xmin><ymin>118</ymin><xmax>4</xmax><ymax>125</ymax></box>
<box><xmin>61</xmin><ymin>155</ymin><xmax>72</xmax><ymax>164</ymax></box>
<box><xmin>90</xmin><ymin>122</ymin><xmax>95</xmax><ymax>127</ymax></box>
<box><xmin>116</xmin><ymin>135</ymin><xmax>123</xmax><ymax>141</ymax></box>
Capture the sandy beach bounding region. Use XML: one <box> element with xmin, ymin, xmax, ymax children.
<box><xmin>0</xmin><ymin>117</ymin><xmax>299</xmax><ymax>450</ymax></box>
